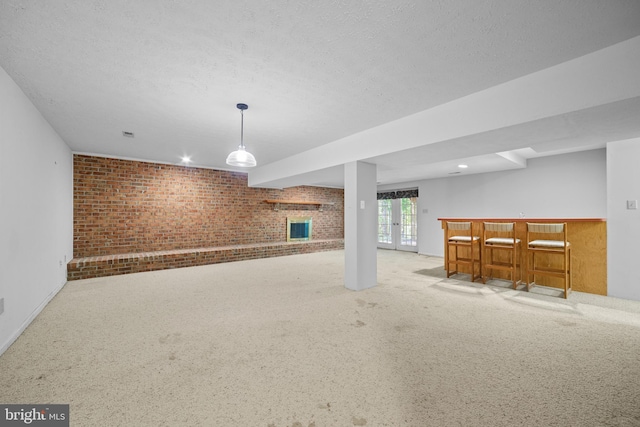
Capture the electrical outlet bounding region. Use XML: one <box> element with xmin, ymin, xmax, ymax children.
<box><xmin>627</xmin><ymin>200</ymin><xmax>638</xmax><ymax>210</ymax></box>
<box><xmin>0</xmin><ymin>298</ymin><xmax>4</xmax><ymax>316</ymax></box>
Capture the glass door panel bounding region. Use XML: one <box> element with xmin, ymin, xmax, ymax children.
<box><xmin>377</xmin><ymin>199</ymin><xmax>394</xmax><ymax>249</ymax></box>
<box><xmin>377</xmin><ymin>197</ymin><xmax>418</xmax><ymax>252</ymax></box>
<box><xmin>398</xmin><ymin>197</ymin><xmax>418</xmax><ymax>251</ymax></box>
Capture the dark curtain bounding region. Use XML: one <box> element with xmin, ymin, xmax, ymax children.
<box><xmin>377</xmin><ymin>189</ymin><xmax>418</xmax><ymax>200</ymax></box>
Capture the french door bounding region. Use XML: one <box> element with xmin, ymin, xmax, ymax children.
<box><xmin>377</xmin><ymin>197</ymin><xmax>418</xmax><ymax>252</ymax></box>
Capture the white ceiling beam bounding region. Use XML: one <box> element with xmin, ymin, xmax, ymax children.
<box><xmin>249</xmin><ymin>36</ymin><xmax>640</xmax><ymax>188</ymax></box>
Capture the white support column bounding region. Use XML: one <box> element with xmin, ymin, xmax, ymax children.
<box><xmin>344</xmin><ymin>161</ymin><xmax>377</xmax><ymax>291</ymax></box>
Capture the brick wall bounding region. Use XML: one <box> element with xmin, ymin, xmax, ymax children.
<box><xmin>73</xmin><ymin>155</ymin><xmax>344</xmax><ymax>258</ymax></box>
<box><xmin>67</xmin><ymin>240</ymin><xmax>344</xmax><ymax>280</ymax></box>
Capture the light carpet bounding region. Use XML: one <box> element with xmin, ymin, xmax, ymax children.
<box><xmin>1</xmin><ymin>249</ymin><xmax>639</xmax><ymax>426</ymax></box>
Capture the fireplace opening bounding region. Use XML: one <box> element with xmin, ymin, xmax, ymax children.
<box><xmin>287</xmin><ymin>217</ymin><xmax>312</xmax><ymax>242</ymax></box>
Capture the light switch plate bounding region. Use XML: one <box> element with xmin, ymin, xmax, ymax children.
<box><xmin>627</xmin><ymin>200</ymin><xmax>638</xmax><ymax>210</ymax></box>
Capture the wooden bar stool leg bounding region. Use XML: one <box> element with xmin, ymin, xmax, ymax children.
<box><xmin>511</xmin><ymin>245</ymin><xmax>517</xmax><ymax>289</ymax></box>
<box><xmin>454</xmin><ymin>245</ymin><xmax>458</xmax><ymax>275</ymax></box>
<box><xmin>488</xmin><ymin>245</ymin><xmax>492</xmax><ymax>282</ymax></box>
<box><xmin>517</xmin><ymin>243</ymin><xmax>522</xmax><ymax>288</ymax></box>
<box><xmin>470</xmin><ymin>242</ymin><xmax>478</xmax><ymax>281</ymax></box>
<box><xmin>564</xmin><ymin>249</ymin><xmax>568</xmax><ymax>298</ymax></box>
<box><xmin>476</xmin><ymin>239</ymin><xmax>481</xmax><ymax>282</ymax></box>
<box><xmin>527</xmin><ymin>251</ymin><xmax>534</xmax><ymax>291</ymax></box>
<box><xmin>569</xmin><ymin>247</ymin><xmax>572</xmax><ymax>294</ymax></box>
<box><xmin>444</xmin><ymin>233</ymin><xmax>449</xmax><ymax>276</ymax></box>
<box><xmin>564</xmin><ymin>246</ymin><xmax>571</xmax><ymax>299</ymax></box>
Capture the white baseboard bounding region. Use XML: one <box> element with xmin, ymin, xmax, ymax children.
<box><xmin>418</xmin><ymin>251</ymin><xmax>444</xmax><ymax>258</ymax></box>
<box><xmin>0</xmin><ymin>280</ymin><xmax>68</xmax><ymax>356</ymax></box>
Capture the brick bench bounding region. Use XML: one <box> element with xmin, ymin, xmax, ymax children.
<box><xmin>67</xmin><ymin>239</ymin><xmax>344</xmax><ymax>280</ymax></box>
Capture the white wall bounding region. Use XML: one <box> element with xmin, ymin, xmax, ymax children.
<box><xmin>0</xmin><ymin>66</ymin><xmax>73</xmax><ymax>355</ymax></box>
<box><xmin>415</xmin><ymin>149</ymin><xmax>606</xmax><ymax>256</ymax></box>
<box><xmin>607</xmin><ymin>139</ymin><xmax>640</xmax><ymax>301</ymax></box>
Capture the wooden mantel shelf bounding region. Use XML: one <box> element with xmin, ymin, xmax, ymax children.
<box><xmin>264</xmin><ymin>199</ymin><xmax>335</xmax><ymax>211</ymax></box>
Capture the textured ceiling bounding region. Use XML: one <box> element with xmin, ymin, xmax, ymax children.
<box><xmin>1</xmin><ymin>1</ymin><xmax>640</xmax><ymax>187</ymax></box>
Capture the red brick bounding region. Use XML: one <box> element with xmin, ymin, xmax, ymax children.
<box><xmin>69</xmin><ymin>155</ymin><xmax>345</xmax><ymax>279</ymax></box>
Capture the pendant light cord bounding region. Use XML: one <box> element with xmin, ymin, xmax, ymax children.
<box><xmin>240</xmin><ymin>108</ymin><xmax>244</xmax><ymax>148</ymax></box>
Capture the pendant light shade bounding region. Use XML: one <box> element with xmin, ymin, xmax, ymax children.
<box><xmin>226</xmin><ymin>103</ymin><xmax>256</xmax><ymax>167</ymax></box>
<box><xmin>226</xmin><ymin>145</ymin><xmax>256</xmax><ymax>167</ymax></box>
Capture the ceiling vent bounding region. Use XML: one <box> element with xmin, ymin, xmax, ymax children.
<box><xmin>122</xmin><ymin>131</ymin><xmax>135</xmax><ymax>138</ymax></box>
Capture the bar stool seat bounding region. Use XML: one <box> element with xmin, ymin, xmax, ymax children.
<box><xmin>482</xmin><ymin>222</ymin><xmax>521</xmax><ymax>289</ymax></box>
<box><xmin>444</xmin><ymin>222</ymin><xmax>481</xmax><ymax>282</ymax></box>
<box><xmin>528</xmin><ymin>240</ymin><xmax>568</xmax><ymax>248</ymax></box>
<box><xmin>485</xmin><ymin>237</ymin><xmax>519</xmax><ymax>245</ymax></box>
<box><xmin>449</xmin><ymin>236</ymin><xmax>476</xmax><ymax>242</ymax></box>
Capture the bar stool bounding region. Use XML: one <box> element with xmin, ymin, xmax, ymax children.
<box><xmin>526</xmin><ymin>223</ymin><xmax>572</xmax><ymax>298</ymax></box>
<box><xmin>444</xmin><ymin>221</ymin><xmax>481</xmax><ymax>282</ymax></box>
<box><xmin>482</xmin><ymin>222</ymin><xmax>521</xmax><ymax>289</ymax></box>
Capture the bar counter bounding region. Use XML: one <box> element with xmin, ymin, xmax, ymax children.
<box><xmin>438</xmin><ymin>218</ymin><xmax>606</xmax><ymax>295</ymax></box>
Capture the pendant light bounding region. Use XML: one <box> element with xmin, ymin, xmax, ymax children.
<box><xmin>226</xmin><ymin>103</ymin><xmax>256</xmax><ymax>167</ymax></box>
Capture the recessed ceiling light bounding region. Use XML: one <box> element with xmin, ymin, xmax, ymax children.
<box><xmin>458</xmin><ymin>164</ymin><xmax>468</xmax><ymax>168</ymax></box>
<box><xmin>181</xmin><ymin>156</ymin><xmax>192</xmax><ymax>163</ymax></box>
<box><xmin>122</xmin><ymin>131</ymin><xmax>135</xmax><ymax>138</ymax></box>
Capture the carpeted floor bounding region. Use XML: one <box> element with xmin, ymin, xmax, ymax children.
<box><xmin>1</xmin><ymin>249</ymin><xmax>639</xmax><ymax>426</ymax></box>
